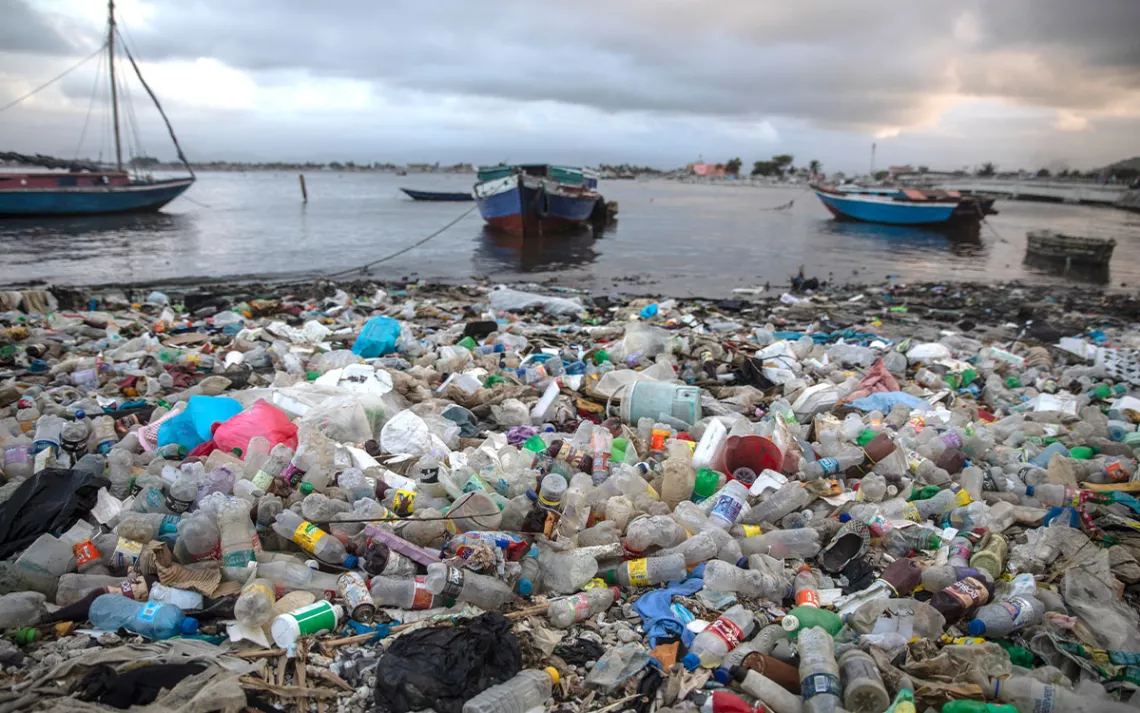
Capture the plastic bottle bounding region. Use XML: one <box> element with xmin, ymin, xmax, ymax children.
<box><xmin>990</xmin><ymin>676</ymin><xmax>1138</xmax><ymax>713</ymax></box>
<box><xmin>744</xmin><ymin>482</ymin><xmax>811</xmax><ymax>525</ymax></box>
<box><xmin>106</xmin><ymin>448</ymin><xmax>134</xmax><ymax>498</ymax></box>
<box><xmin>250</xmin><ymin>443</ymin><xmax>293</xmax><ymax>491</ymax></box>
<box><xmin>603</xmin><ymin>553</ymin><xmax>687</xmax><ymax>588</ymax></box>
<box><xmin>165</xmin><ymin>465</ymin><xmax>201</xmax><ymax>514</ymax></box>
<box><xmin>661</xmin><ymin>441</ymin><xmax>696</xmax><ymax>509</ymax></box>
<box><xmin>800</xmin><ymin>452</ymin><xmax>864</xmax><ymax>480</ymax></box>
<box><xmin>838</xmin><ymin>648</ymin><xmax>889</xmax><ymax>713</ymax></box>
<box><xmin>739</xmin><ymin>529</ymin><xmax>821</xmax><ymax>559</ymax></box>
<box><xmin>32</xmin><ymin>414</ymin><xmax>63</xmax><ymax>455</ymax></box>
<box><xmin>930</xmin><ymin>576</ymin><xmax>995</xmax><ymax>625</ymax></box>
<box><xmin>116</xmin><ymin>512</ymin><xmax>181</xmax><ymax>545</ymax></box>
<box><xmin>88</xmin><ymin>593</ymin><xmax>198</xmax><ymax>639</ymax></box>
<box><xmin>462</xmin><ymin>667</ymin><xmax>559</xmax><ymax>713</ymax></box>
<box><xmin>2</xmin><ymin>433</ymin><xmax>34</xmax><ymax>480</ymax></box>
<box><xmin>369</xmin><ymin>576</ymin><xmax>439</xmax><ymax>610</ymax></box>
<box><xmin>148</xmin><ymin>583</ymin><xmax>204</xmax><ymax>611</ymax></box>
<box><xmin>941</xmin><ymin>703</ymin><xmax>1018</xmax><ymax>713</ymax></box>
<box><xmin>271</xmin><ymin>510</ymin><xmax>350</xmax><ymax>565</ymax></box>
<box><xmin>425</xmin><ymin>562</ymin><xmax>516</xmax><ymax>609</ymax></box>
<box><xmin>682</xmin><ymin>604</ymin><xmax>757</xmax><ymax>669</ymax></box>
<box><xmin>548</xmin><ymin>587</ymin><xmax>620</xmax><ymax>628</ymax></box>
<box><xmin>708</xmin><ymin>479</ymin><xmax>751</xmax><ymax>529</ymax></box>
<box><xmin>218</xmin><ymin>500</ymin><xmax>256</xmax><ymax>579</ymax></box>
<box><xmin>235</xmin><ymin>577</ymin><xmax>277</xmax><ymax>627</ymax></box>
<box><xmin>623</xmin><ymin>515</ymin><xmax>688</xmax><ymax>554</ymax></box>
<box><xmin>176</xmin><ymin>510</ymin><xmax>221</xmax><ymax>563</ymax></box>
<box><xmin>703</xmin><ymin>560</ymin><xmax>785</xmax><ymax>599</ymax></box>
<box><xmin>921</xmin><ymin>566</ymin><xmax>983</xmax><ymax>595</ymax></box>
<box><xmin>794</xmin><ymin>565</ymin><xmax>821</xmax><ymax>608</ymax></box>
<box><xmin>89</xmin><ymin>415</ymin><xmax>117</xmax><ymax>454</ymax></box>
<box><xmin>782</xmin><ymin>606</ymin><xmax>843</xmax><ymax>640</ymax></box>
<box><xmin>970</xmin><ymin>534</ymin><xmax>1008</xmax><ymax>580</ymax></box>
<box><xmin>271</xmin><ymin>600</ymin><xmax>342</xmax><ymax>649</ymax></box>
<box><xmin>798</xmin><ymin>626</ymin><xmax>842</xmax><ymax>713</ymax></box>
<box><xmin>653</xmin><ymin>531</ymin><xmax>719</xmax><ymax>566</ymax></box>
<box><xmin>967</xmin><ymin>595</ymin><xmax>1044</xmax><ymax>638</ymax></box>
<box><xmin>256</xmin><ymin>560</ymin><xmax>341</xmax><ymax>596</ymax></box>
<box><xmin>539</xmin><ymin>547</ymin><xmax>599</xmax><ymax>595</ymax></box>
<box><xmin>538</xmin><ymin>472</ymin><xmax>567</xmax><ymax>510</ymax></box>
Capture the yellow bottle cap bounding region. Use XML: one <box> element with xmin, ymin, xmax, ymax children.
<box><xmin>544</xmin><ymin>667</ymin><xmax>560</xmax><ymax>685</ymax></box>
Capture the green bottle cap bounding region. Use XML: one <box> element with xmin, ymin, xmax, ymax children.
<box><xmin>611</xmin><ymin>437</ymin><xmax>628</xmax><ymax>463</ymax></box>
<box><xmin>909</xmin><ymin>484</ymin><xmax>941</xmax><ymax>501</ymax></box>
<box><xmin>300</xmin><ymin>482</ymin><xmax>314</xmax><ymax>495</ymax></box>
<box><xmin>306</xmin><ymin>370</ymin><xmax>320</xmax><ymax>381</ymax></box>
<box><xmin>593</xmin><ymin>349</ymin><xmax>610</xmax><ymax>365</ymax></box>
<box><xmin>458</xmin><ymin>336</ymin><xmax>477</xmax><ymax>351</ymax></box>
<box><xmin>694</xmin><ymin>468</ymin><xmax>720</xmax><ymax>497</ymax></box>
<box><xmin>1093</xmin><ymin>384</ymin><xmax>1112</xmax><ymax>399</ymax></box>
<box><xmin>523</xmin><ymin>435</ymin><xmax>546</xmax><ymax>453</ymax></box>
<box><xmin>856</xmin><ymin>429</ymin><xmax>877</xmax><ymax>447</ymax></box>
<box><xmin>1005</xmin><ymin>376</ymin><xmax>1022</xmax><ymax>389</ymax></box>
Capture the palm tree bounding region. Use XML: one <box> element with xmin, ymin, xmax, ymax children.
<box><xmin>977</xmin><ymin>162</ymin><xmax>997</xmax><ymax>177</ymax></box>
<box><xmin>808</xmin><ymin>159</ymin><xmax>821</xmax><ymax>177</ymax></box>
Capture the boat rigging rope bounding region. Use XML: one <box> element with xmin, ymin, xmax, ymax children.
<box><xmin>0</xmin><ymin>44</ymin><xmax>107</xmax><ymax>114</ymax></box>
<box><xmin>324</xmin><ymin>203</ymin><xmax>480</xmax><ymax>279</ymax></box>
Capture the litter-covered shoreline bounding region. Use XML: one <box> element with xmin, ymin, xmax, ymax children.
<box><xmin>2</xmin><ymin>277</ymin><xmax>1140</xmax><ymax>713</ymax></box>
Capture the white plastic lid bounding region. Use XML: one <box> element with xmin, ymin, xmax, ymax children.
<box><xmin>271</xmin><ymin>615</ymin><xmax>300</xmax><ymax>649</ymax></box>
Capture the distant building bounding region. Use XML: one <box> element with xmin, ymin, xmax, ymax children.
<box><xmin>887</xmin><ymin>165</ymin><xmax>915</xmax><ymax>178</ymax></box>
<box><xmin>687</xmin><ymin>162</ymin><xmax>726</xmax><ymax>177</ymax></box>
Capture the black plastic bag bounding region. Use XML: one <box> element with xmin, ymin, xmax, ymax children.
<box><xmin>0</xmin><ymin>467</ymin><xmax>108</xmax><ymax>559</ymax></box>
<box><xmin>373</xmin><ymin>612</ymin><xmax>521</xmax><ymax>713</ymax></box>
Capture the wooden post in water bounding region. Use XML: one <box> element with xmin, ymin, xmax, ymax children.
<box><xmin>299</xmin><ymin>174</ymin><xmax>308</xmax><ymax>203</ymax></box>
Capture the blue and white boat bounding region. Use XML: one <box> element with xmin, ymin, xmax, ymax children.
<box><xmin>812</xmin><ymin>184</ymin><xmax>964</xmax><ymax>226</ymax></box>
<box><xmin>473</xmin><ymin>164</ymin><xmax>602</xmax><ymax>236</ymax></box>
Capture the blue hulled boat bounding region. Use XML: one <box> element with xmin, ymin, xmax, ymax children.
<box><xmin>0</xmin><ymin>1</ymin><xmax>193</xmax><ymax>218</ymax></box>
<box><xmin>473</xmin><ymin>164</ymin><xmax>602</xmax><ymax>236</ymax></box>
<box><xmin>812</xmin><ymin>184</ymin><xmax>960</xmax><ymax>225</ymax></box>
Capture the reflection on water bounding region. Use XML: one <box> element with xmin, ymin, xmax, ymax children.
<box><xmin>1022</xmin><ymin>253</ymin><xmax>1111</xmax><ymax>285</ymax></box>
<box><xmin>820</xmin><ymin>219</ymin><xmax>984</xmax><ymax>251</ymax></box>
<box><xmin>472</xmin><ymin>226</ymin><xmax>600</xmax><ymax>273</ymax></box>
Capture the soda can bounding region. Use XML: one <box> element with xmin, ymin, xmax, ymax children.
<box><xmin>337</xmin><ymin>571</ymin><xmax>376</xmax><ymax>623</ymax></box>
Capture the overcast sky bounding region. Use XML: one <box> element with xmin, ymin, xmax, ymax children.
<box><xmin>2</xmin><ymin>0</ymin><xmax>1138</xmax><ymax>172</ymax></box>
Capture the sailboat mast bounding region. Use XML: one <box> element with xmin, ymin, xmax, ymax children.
<box><xmin>107</xmin><ymin>0</ymin><xmax>123</xmax><ymax>171</ymax></box>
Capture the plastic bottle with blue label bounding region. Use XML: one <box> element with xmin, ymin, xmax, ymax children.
<box><xmin>798</xmin><ymin>626</ymin><xmax>841</xmax><ymax>713</ymax></box>
<box><xmin>89</xmin><ymin>593</ymin><xmax>198</xmax><ymax>639</ymax></box>
<box><xmin>708</xmin><ymin>480</ymin><xmax>751</xmax><ymax>529</ymax></box>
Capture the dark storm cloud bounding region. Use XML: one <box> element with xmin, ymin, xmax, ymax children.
<box><xmin>14</xmin><ymin>0</ymin><xmax>1140</xmax><ymax>131</ymax></box>
<box><xmin>0</xmin><ymin>0</ymin><xmax>76</xmax><ymax>54</ymax></box>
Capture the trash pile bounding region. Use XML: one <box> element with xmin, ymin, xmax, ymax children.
<box><xmin>2</xmin><ymin>279</ymin><xmax>1140</xmax><ymax>713</ymax></box>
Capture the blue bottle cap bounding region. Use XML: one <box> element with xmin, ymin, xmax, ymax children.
<box><xmin>75</xmin><ymin>410</ymin><xmax>86</xmax><ymax>419</ymax></box>
<box><xmin>181</xmin><ymin>617</ymin><xmax>199</xmax><ymax>635</ymax></box>
<box><xmin>713</xmin><ymin>667</ymin><xmax>732</xmax><ymax>685</ymax></box>
<box><xmin>1025</xmin><ymin>485</ymin><xmax>1035</xmax><ymax>496</ymax></box>
<box><xmin>681</xmin><ymin>653</ymin><xmax>700</xmax><ymax>672</ymax></box>
<box><xmin>526</xmin><ymin>489</ymin><xmax>538</xmax><ymax>502</ymax></box>
<box><xmin>838</xmin><ymin>512</ymin><xmax>852</xmax><ymax>523</ymax></box>
<box><xmin>518</xmin><ymin>578</ymin><xmax>533</xmax><ymax>596</ymax></box>
<box><xmin>344</xmin><ymin>555</ymin><xmax>358</xmax><ymax>569</ymax></box>
<box><xmin>966</xmin><ymin>619</ymin><xmax>986</xmax><ymax>637</ymax></box>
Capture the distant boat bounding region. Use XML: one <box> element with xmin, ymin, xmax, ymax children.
<box><xmin>400</xmin><ymin>188</ymin><xmax>473</xmax><ymax>202</ymax></box>
<box><xmin>1026</xmin><ymin>230</ymin><xmax>1115</xmax><ymax>266</ymax></box>
<box><xmin>0</xmin><ymin>1</ymin><xmax>193</xmax><ymax>218</ymax></box>
<box><xmin>812</xmin><ymin>184</ymin><xmax>986</xmax><ymax>226</ymax></box>
<box><xmin>473</xmin><ymin>164</ymin><xmax>603</xmax><ymax>236</ymax></box>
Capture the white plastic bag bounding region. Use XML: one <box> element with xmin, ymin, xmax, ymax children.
<box><xmin>487</xmin><ymin>286</ymin><xmax>584</xmax><ymax>316</ymax></box>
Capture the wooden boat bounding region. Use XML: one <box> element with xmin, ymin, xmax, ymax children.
<box><xmin>813</xmin><ymin>184</ymin><xmax>960</xmax><ymax>225</ymax></box>
<box><xmin>473</xmin><ymin>164</ymin><xmax>603</xmax><ymax>236</ymax></box>
<box><xmin>0</xmin><ymin>1</ymin><xmax>193</xmax><ymax>218</ymax></box>
<box><xmin>400</xmin><ymin>188</ymin><xmax>473</xmax><ymax>202</ymax></box>
<box><xmin>1026</xmin><ymin>230</ymin><xmax>1115</xmax><ymax>266</ymax></box>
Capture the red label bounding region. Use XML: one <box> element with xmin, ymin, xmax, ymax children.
<box><xmin>192</xmin><ymin>541</ymin><xmax>222</xmax><ymax>563</ymax></box>
<box><xmin>706</xmin><ymin>616</ymin><xmax>744</xmax><ymax>650</ymax></box>
<box><xmin>411</xmin><ymin>577</ymin><xmax>435</xmax><ymax>610</ymax></box>
<box><xmin>72</xmin><ymin>540</ymin><xmax>99</xmax><ymax>567</ymax></box>
<box><xmin>945</xmin><ymin>577</ymin><xmax>990</xmax><ymax>610</ymax></box>
<box><xmin>1105</xmin><ymin>462</ymin><xmax>1126</xmax><ymax>482</ymax></box>
<box><xmin>795</xmin><ymin>589</ymin><xmax>821</xmax><ymax>608</ymax></box>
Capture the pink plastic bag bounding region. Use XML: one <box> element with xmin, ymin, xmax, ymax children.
<box><xmin>211</xmin><ymin>399</ymin><xmax>297</xmax><ymax>456</ymax></box>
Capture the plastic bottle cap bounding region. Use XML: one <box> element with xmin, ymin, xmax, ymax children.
<box><xmin>343</xmin><ymin>555</ymin><xmax>358</xmax><ymax>569</ymax></box>
<box><xmin>601</xmin><ymin>569</ymin><xmax>618</xmax><ymax>586</ymax></box>
<box><xmin>781</xmin><ymin>614</ymin><xmax>800</xmax><ymax>632</ymax></box>
<box><xmin>518</xmin><ymin>578</ymin><xmax>533</xmax><ymax>596</ymax></box>
<box><xmin>681</xmin><ymin>653</ymin><xmax>701</xmax><ymax>672</ymax></box>
<box><xmin>181</xmin><ymin>617</ymin><xmax>199</xmax><ymax>635</ymax></box>
<box><xmin>838</xmin><ymin>513</ymin><xmax>852</xmax><ymax>523</ymax></box>
<box><xmin>544</xmin><ymin>667</ymin><xmax>560</xmax><ymax>685</ymax></box>
<box><xmin>966</xmin><ymin>619</ymin><xmax>986</xmax><ymax>637</ymax></box>
<box><xmin>713</xmin><ymin>667</ymin><xmax>732</xmax><ymax>685</ymax></box>
<box><xmin>300</xmin><ymin>483</ymin><xmax>314</xmax><ymax>495</ymax></box>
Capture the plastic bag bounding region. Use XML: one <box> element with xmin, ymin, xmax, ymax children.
<box><xmin>372</xmin><ymin>612</ymin><xmax>520</xmax><ymax>713</ymax></box>
<box><xmin>487</xmin><ymin>286</ymin><xmax>584</xmax><ymax>316</ymax></box>
<box><xmin>353</xmin><ymin>316</ymin><xmax>401</xmax><ymax>358</ymax></box>
<box><xmin>211</xmin><ymin>399</ymin><xmax>298</xmax><ymax>456</ymax></box>
<box><xmin>0</xmin><ymin>468</ymin><xmax>108</xmax><ymax>559</ymax></box>
<box><xmin>157</xmin><ymin>395</ymin><xmax>243</xmax><ymax>451</ymax></box>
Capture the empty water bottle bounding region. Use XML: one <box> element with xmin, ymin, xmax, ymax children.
<box><xmin>547</xmin><ymin>587</ymin><xmax>620</xmax><ymax>628</ymax></box>
<box><xmin>235</xmin><ymin>577</ymin><xmax>277</xmax><ymax>627</ymax></box>
<box><xmin>462</xmin><ymin>667</ymin><xmax>559</xmax><ymax>713</ymax></box>
<box><xmin>425</xmin><ymin>562</ymin><xmax>516</xmax><ymax>609</ymax></box>
<box><xmin>602</xmin><ymin>553</ymin><xmax>687</xmax><ymax>588</ymax></box>
<box><xmin>798</xmin><ymin>626</ymin><xmax>841</xmax><ymax>713</ymax></box>
<box><xmin>682</xmin><ymin>604</ymin><xmax>757</xmax><ymax>669</ymax></box>
<box><xmin>88</xmin><ymin>593</ymin><xmax>198</xmax><ymax>639</ymax></box>
<box><xmin>272</xmin><ymin>510</ymin><xmax>350</xmax><ymax>565</ymax></box>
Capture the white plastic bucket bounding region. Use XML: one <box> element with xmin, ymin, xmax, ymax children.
<box><xmin>620</xmin><ymin>381</ymin><xmax>701</xmax><ymax>427</ymax></box>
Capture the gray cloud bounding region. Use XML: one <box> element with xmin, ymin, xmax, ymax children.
<box><xmin>0</xmin><ymin>0</ymin><xmax>76</xmax><ymax>54</ymax></box>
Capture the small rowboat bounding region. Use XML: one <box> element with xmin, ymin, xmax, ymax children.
<box><xmin>1026</xmin><ymin>230</ymin><xmax>1116</xmax><ymax>266</ymax></box>
<box><xmin>400</xmin><ymin>188</ymin><xmax>473</xmax><ymax>202</ymax></box>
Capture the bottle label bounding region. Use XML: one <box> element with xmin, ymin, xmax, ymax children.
<box><xmin>570</xmin><ymin>593</ymin><xmax>592</xmax><ymax>621</ymax></box>
<box><xmin>287</xmin><ymin>601</ymin><xmax>339</xmax><ymax>635</ymax></box>
<box><xmin>158</xmin><ymin>516</ymin><xmax>180</xmax><ymax>545</ymax></box>
<box><xmin>292</xmin><ymin>522</ymin><xmax>328</xmax><ymax>553</ymax></box>
<box><xmin>817</xmin><ymin>458</ymin><xmax>841</xmax><ymax>476</ymax></box>
<box><xmin>1105</xmin><ymin>461</ymin><xmax>1127</xmax><ymax>482</ymax></box>
<box><xmin>739</xmin><ymin>524</ymin><xmax>763</xmax><ymax>538</ymax></box>
<box><xmin>1000</xmin><ymin>596</ymin><xmax>1037</xmax><ymax>627</ymax></box>
<box><xmin>280</xmin><ymin>463</ymin><xmax>305</xmax><ymax>486</ymax></box>
<box><xmin>72</xmin><ymin>539</ymin><xmax>100</xmax><ymax>567</ymax></box>
<box><xmin>462</xmin><ymin>473</ymin><xmax>487</xmax><ymax>493</ymax></box>
<box><xmin>165</xmin><ymin>493</ymin><xmax>193</xmax><ymax>514</ymax></box>
<box><xmin>539</xmin><ymin>490</ymin><xmax>563</xmax><ymax>509</ymax></box>
<box><xmin>3</xmin><ymin>445</ymin><xmax>30</xmax><ymax>466</ymax></box>
<box><xmin>706</xmin><ymin>616</ymin><xmax>744</xmax><ymax>650</ymax></box>
<box><xmin>440</xmin><ymin>567</ymin><xmax>465</xmax><ymax>599</ymax></box>
<box><xmin>649</xmin><ymin>430</ymin><xmax>669</xmax><ymax>452</ymax></box>
<box><xmin>627</xmin><ymin>558</ymin><xmax>650</xmax><ymax>586</ymax></box>
<box><xmin>954</xmin><ymin>489</ymin><xmax>973</xmax><ymax>507</ymax></box>
<box><xmin>192</xmin><ymin>541</ymin><xmax>222</xmax><ymax>563</ymax></box>
<box><xmin>948</xmin><ymin>540</ymin><xmax>972</xmax><ymax>562</ymax></box>
<box><xmin>411</xmin><ymin>577</ymin><xmax>435</xmax><ymax>609</ymax></box>
<box><xmin>710</xmin><ymin>494</ymin><xmax>744</xmax><ymax>525</ymax></box>
<box><xmin>338</xmin><ymin>572</ymin><xmax>374</xmax><ymax>615</ymax></box>
<box><xmin>138</xmin><ymin>601</ymin><xmax>164</xmax><ymax>622</ymax></box>
<box><xmin>112</xmin><ymin>538</ymin><xmax>144</xmax><ymax>568</ymax></box>
<box><xmin>392</xmin><ymin>489</ymin><xmax>416</xmax><ymax>516</ymax></box>
<box><xmin>795</xmin><ymin>588</ymin><xmax>821</xmax><ymax>608</ymax></box>
<box><xmin>942</xmin><ymin>432</ymin><xmax>963</xmax><ymax>449</ymax></box>
<box><xmin>223</xmin><ymin>549</ymin><xmax>254</xmax><ymax>568</ymax></box>
<box><xmin>945</xmin><ymin>577</ymin><xmax>990</xmax><ymax>610</ymax></box>
<box><xmin>251</xmin><ymin>469</ymin><xmax>275</xmax><ymax>491</ymax></box>
<box><xmin>800</xmin><ymin>672</ymin><xmax>842</xmax><ymax>700</ymax></box>
<box><xmin>907</xmin><ymin>416</ymin><xmax>926</xmax><ymax>433</ymax></box>
<box><xmin>244</xmin><ymin>582</ymin><xmax>274</xmax><ymax>601</ymax></box>
<box><xmin>902</xmin><ymin>502</ymin><xmax>921</xmax><ymax>522</ymax></box>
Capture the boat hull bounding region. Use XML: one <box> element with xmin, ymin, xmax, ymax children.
<box><xmin>400</xmin><ymin>188</ymin><xmax>473</xmax><ymax>201</ymax></box>
<box><xmin>0</xmin><ymin>178</ymin><xmax>194</xmax><ymax>218</ymax></box>
<box><xmin>474</xmin><ymin>175</ymin><xmax>599</xmax><ymax>236</ymax></box>
<box><xmin>814</xmin><ymin>188</ymin><xmax>957</xmax><ymax>225</ymax></box>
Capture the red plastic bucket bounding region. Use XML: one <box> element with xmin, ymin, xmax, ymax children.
<box><xmin>721</xmin><ymin>435</ymin><xmax>783</xmax><ymax>483</ymax></box>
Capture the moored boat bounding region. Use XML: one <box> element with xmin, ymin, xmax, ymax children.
<box><xmin>0</xmin><ymin>1</ymin><xmax>193</xmax><ymax>218</ymax></box>
<box><xmin>399</xmin><ymin>188</ymin><xmax>473</xmax><ymax>202</ymax></box>
<box><xmin>474</xmin><ymin>164</ymin><xmax>602</xmax><ymax>236</ymax></box>
<box><xmin>812</xmin><ymin>184</ymin><xmax>960</xmax><ymax>225</ymax></box>
<box><xmin>1026</xmin><ymin>230</ymin><xmax>1115</xmax><ymax>266</ymax></box>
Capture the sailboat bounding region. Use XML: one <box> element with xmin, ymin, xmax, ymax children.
<box><xmin>0</xmin><ymin>1</ymin><xmax>194</xmax><ymax>218</ymax></box>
